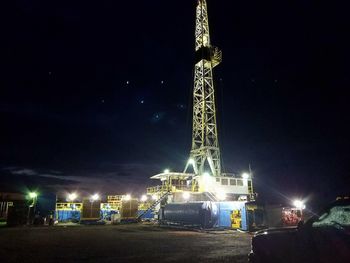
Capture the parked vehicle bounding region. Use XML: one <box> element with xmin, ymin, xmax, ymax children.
<box><xmin>249</xmin><ymin>197</ymin><xmax>350</xmax><ymax>263</ymax></box>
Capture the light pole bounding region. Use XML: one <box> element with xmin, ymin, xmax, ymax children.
<box><xmin>27</xmin><ymin>192</ymin><xmax>38</xmax><ymax>225</ymax></box>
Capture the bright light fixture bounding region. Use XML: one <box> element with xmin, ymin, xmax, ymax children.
<box><xmin>164</xmin><ymin>169</ymin><xmax>170</xmax><ymax>174</ymax></box>
<box><xmin>141</xmin><ymin>195</ymin><xmax>147</xmax><ymax>202</ymax></box>
<box><xmin>91</xmin><ymin>193</ymin><xmax>100</xmax><ymax>201</ymax></box>
<box><xmin>293</xmin><ymin>200</ymin><xmax>306</xmax><ymax>209</ymax></box>
<box><xmin>242</xmin><ymin>173</ymin><xmax>250</xmax><ymax>179</ymax></box>
<box><xmin>29</xmin><ymin>192</ymin><xmax>38</xmax><ymax>199</ymax></box>
<box><xmin>183</xmin><ymin>192</ymin><xmax>190</xmax><ymax>200</ymax></box>
<box><xmin>203</xmin><ymin>172</ymin><xmax>210</xmax><ymax>178</ymax></box>
<box><xmin>67</xmin><ymin>193</ymin><xmax>77</xmax><ymax>201</ymax></box>
<box><xmin>124</xmin><ymin>194</ymin><xmax>131</xmax><ymax>201</ymax></box>
<box><xmin>188</xmin><ymin>158</ymin><xmax>195</xmax><ymax>165</ymax></box>
<box><xmin>217</xmin><ymin>192</ymin><xmax>226</xmax><ymax>201</ymax></box>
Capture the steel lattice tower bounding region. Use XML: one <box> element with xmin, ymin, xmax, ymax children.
<box><xmin>184</xmin><ymin>0</ymin><xmax>222</xmax><ymax>177</ymax></box>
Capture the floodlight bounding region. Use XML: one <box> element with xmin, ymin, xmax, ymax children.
<box><xmin>164</xmin><ymin>169</ymin><xmax>170</xmax><ymax>174</ymax></box>
<box><xmin>67</xmin><ymin>193</ymin><xmax>77</xmax><ymax>202</ymax></box>
<box><xmin>242</xmin><ymin>173</ymin><xmax>250</xmax><ymax>179</ymax></box>
<box><xmin>141</xmin><ymin>195</ymin><xmax>147</xmax><ymax>202</ymax></box>
<box><xmin>293</xmin><ymin>200</ymin><xmax>306</xmax><ymax>209</ymax></box>
<box><xmin>91</xmin><ymin>193</ymin><xmax>100</xmax><ymax>201</ymax></box>
<box><xmin>203</xmin><ymin>172</ymin><xmax>210</xmax><ymax>178</ymax></box>
<box><xmin>124</xmin><ymin>194</ymin><xmax>131</xmax><ymax>201</ymax></box>
<box><xmin>188</xmin><ymin>158</ymin><xmax>195</xmax><ymax>165</ymax></box>
<box><xmin>29</xmin><ymin>192</ymin><xmax>38</xmax><ymax>199</ymax></box>
<box><xmin>183</xmin><ymin>192</ymin><xmax>190</xmax><ymax>200</ymax></box>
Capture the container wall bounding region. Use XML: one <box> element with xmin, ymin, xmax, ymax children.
<box><xmin>120</xmin><ymin>200</ymin><xmax>138</xmax><ymax>219</ymax></box>
<box><xmin>6</xmin><ymin>201</ymin><xmax>28</xmax><ymax>226</ymax></box>
<box><xmin>162</xmin><ymin>202</ymin><xmax>218</xmax><ymax>229</ymax></box>
<box><xmin>81</xmin><ymin>199</ymin><xmax>101</xmax><ymax>220</ymax></box>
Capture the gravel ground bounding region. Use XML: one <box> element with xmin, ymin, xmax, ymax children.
<box><xmin>0</xmin><ymin>224</ymin><xmax>251</xmax><ymax>263</ymax></box>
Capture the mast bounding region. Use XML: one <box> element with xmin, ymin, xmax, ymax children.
<box><xmin>185</xmin><ymin>0</ymin><xmax>222</xmax><ymax>177</ymax></box>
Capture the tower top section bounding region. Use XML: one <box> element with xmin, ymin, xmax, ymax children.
<box><xmin>195</xmin><ymin>0</ymin><xmax>211</xmax><ymax>50</ymax></box>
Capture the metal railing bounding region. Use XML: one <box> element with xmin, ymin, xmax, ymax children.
<box><xmin>147</xmin><ymin>184</ymin><xmax>193</xmax><ymax>194</ymax></box>
<box><xmin>147</xmin><ymin>185</ymin><xmax>170</xmax><ymax>194</ymax></box>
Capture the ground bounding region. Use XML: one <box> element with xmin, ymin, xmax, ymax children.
<box><xmin>0</xmin><ymin>223</ymin><xmax>251</xmax><ymax>263</ymax></box>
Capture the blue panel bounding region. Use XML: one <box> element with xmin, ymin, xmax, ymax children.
<box><xmin>100</xmin><ymin>209</ymin><xmax>118</xmax><ymax>220</ymax></box>
<box><xmin>216</xmin><ymin>201</ymin><xmax>246</xmax><ymax>228</ymax></box>
<box><xmin>241</xmin><ymin>206</ymin><xmax>248</xmax><ymax>231</ymax></box>
<box><xmin>219</xmin><ymin>208</ymin><xmax>232</xmax><ymax>227</ymax></box>
<box><xmin>138</xmin><ymin>210</ymin><xmax>155</xmax><ymax>219</ymax></box>
<box><xmin>56</xmin><ymin>210</ymin><xmax>80</xmax><ymax>222</ymax></box>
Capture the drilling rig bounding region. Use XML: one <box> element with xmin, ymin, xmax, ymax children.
<box><xmin>144</xmin><ymin>0</ymin><xmax>253</xmax><ymax>213</ymax></box>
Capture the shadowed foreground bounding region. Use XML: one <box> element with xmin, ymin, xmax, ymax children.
<box><xmin>0</xmin><ymin>224</ymin><xmax>251</xmax><ymax>263</ymax></box>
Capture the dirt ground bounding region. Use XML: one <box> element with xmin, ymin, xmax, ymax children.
<box><xmin>0</xmin><ymin>224</ymin><xmax>252</xmax><ymax>263</ymax></box>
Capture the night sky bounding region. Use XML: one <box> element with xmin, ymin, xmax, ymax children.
<box><xmin>2</xmin><ymin>0</ymin><xmax>350</xmax><ymax>205</ymax></box>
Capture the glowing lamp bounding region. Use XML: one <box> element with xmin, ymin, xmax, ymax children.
<box><xmin>183</xmin><ymin>192</ymin><xmax>190</xmax><ymax>200</ymax></box>
<box><xmin>91</xmin><ymin>194</ymin><xmax>100</xmax><ymax>201</ymax></box>
<box><xmin>188</xmin><ymin>158</ymin><xmax>195</xmax><ymax>165</ymax></box>
<box><xmin>242</xmin><ymin>173</ymin><xmax>250</xmax><ymax>179</ymax></box>
<box><xmin>293</xmin><ymin>200</ymin><xmax>306</xmax><ymax>209</ymax></box>
<box><xmin>141</xmin><ymin>195</ymin><xmax>147</xmax><ymax>202</ymax></box>
<box><xmin>29</xmin><ymin>192</ymin><xmax>38</xmax><ymax>199</ymax></box>
<box><xmin>67</xmin><ymin>193</ymin><xmax>77</xmax><ymax>201</ymax></box>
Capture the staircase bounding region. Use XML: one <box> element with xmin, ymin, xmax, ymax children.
<box><xmin>137</xmin><ymin>191</ymin><xmax>170</xmax><ymax>220</ymax></box>
<box><xmin>204</xmin><ymin>191</ymin><xmax>218</xmax><ymax>202</ymax></box>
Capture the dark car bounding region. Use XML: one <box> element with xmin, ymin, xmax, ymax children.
<box><xmin>249</xmin><ymin>198</ymin><xmax>350</xmax><ymax>263</ymax></box>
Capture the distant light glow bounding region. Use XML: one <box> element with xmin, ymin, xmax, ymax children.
<box><xmin>188</xmin><ymin>158</ymin><xmax>195</xmax><ymax>165</ymax></box>
<box><xmin>203</xmin><ymin>172</ymin><xmax>210</xmax><ymax>178</ymax></box>
<box><xmin>124</xmin><ymin>194</ymin><xmax>131</xmax><ymax>201</ymax></box>
<box><xmin>183</xmin><ymin>192</ymin><xmax>190</xmax><ymax>200</ymax></box>
<box><xmin>164</xmin><ymin>169</ymin><xmax>170</xmax><ymax>174</ymax></box>
<box><xmin>242</xmin><ymin>173</ymin><xmax>250</xmax><ymax>179</ymax></box>
<box><xmin>29</xmin><ymin>192</ymin><xmax>38</xmax><ymax>199</ymax></box>
<box><xmin>141</xmin><ymin>195</ymin><xmax>147</xmax><ymax>202</ymax></box>
<box><xmin>67</xmin><ymin>193</ymin><xmax>77</xmax><ymax>202</ymax></box>
<box><xmin>293</xmin><ymin>200</ymin><xmax>306</xmax><ymax>209</ymax></box>
<box><xmin>91</xmin><ymin>193</ymin><xmax>100</xmax><ymax>201</ymax></box>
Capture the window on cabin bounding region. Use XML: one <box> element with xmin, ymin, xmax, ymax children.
<box><xmin>237</xmin><ymin>179</ymin><xmax>243</xmax><ymax>186</ymax></box>
<box><xmin>216</xmin><ymin>178</ymin><xmax>220</xmax><ymax>182</ymax></box>
<box><xmin>230</xmin><ymin>179</ymin><xmax>236</xmax><ymax>185</ymax></box>
<box><xmin>221</xmin><ymin>179</ymin><xmax>228</xmax><ymax>185</ymax></box>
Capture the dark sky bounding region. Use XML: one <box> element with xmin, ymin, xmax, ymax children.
<box><xmin>1</xmin><ymin>0</ymin><xmax>349</xmax><ymax>204</ymax></box>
